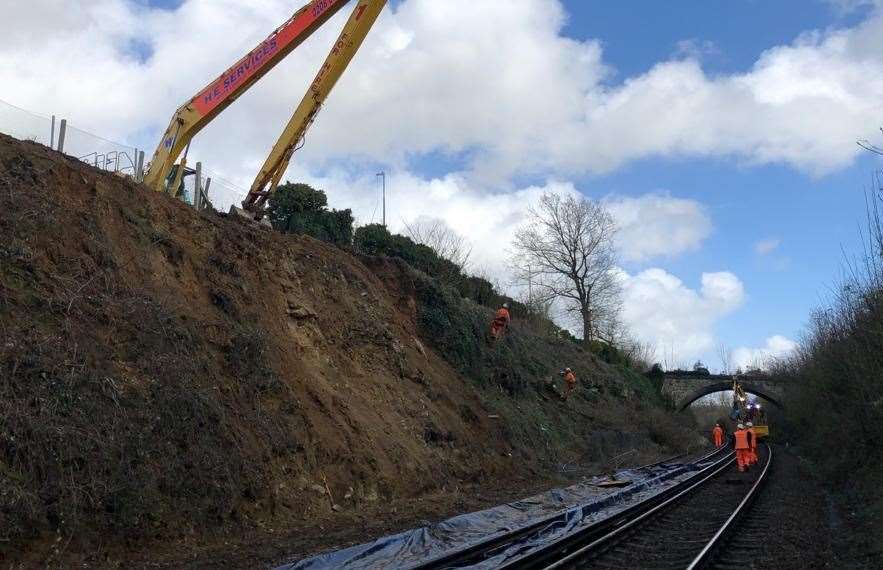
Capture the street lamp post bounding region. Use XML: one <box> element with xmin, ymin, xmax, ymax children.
<box><xmin>376</xmin><ymin>171</ymin><xmax>386</xmax><ymax>227</ymax></box>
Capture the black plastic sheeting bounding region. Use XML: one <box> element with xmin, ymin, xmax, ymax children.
<box><xmin>276</xmin><ymin>450</ymin><xmax>723</xmax><ymax>570</ymax></box>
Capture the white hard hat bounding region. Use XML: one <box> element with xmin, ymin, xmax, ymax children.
<box><xmin>502</xmin><ymin>302</ymin><xmax>509</xmax><ymax>308</ymax></box>
<box><xmin>746</xmin><ymin>422</ymin><xmax>753</xmax><ymax>427</ymax></box>
<box><xmin>737</xmin><ymin>423</ymin><xmax>745</xmax><ymax>429</ymax></box>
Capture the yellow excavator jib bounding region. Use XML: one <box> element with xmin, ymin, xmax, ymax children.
<box><xmin>142</xmin><ymin>0</ymin><xmax>377</xmax><ymax>196</ymax></box>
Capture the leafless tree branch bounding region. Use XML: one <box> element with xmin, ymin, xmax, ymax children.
<box><xmin>403</xmin><ymin>217</ymin><xmax>472</xmax><ymax>272</ymax></box>
<box><xmin>511</xmin><ymin>192</ymin><xmax>620</xmax><ymax>346</ymax></box>
<box><xmin>717</xmin><ymin>342</ymin><xmax>732</xmax><ymax>375</ymax></box>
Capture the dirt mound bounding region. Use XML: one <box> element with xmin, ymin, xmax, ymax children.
<box><xmin>0</xmin><ymin>134</ymin><xmax>695</xmax><ymax>566</ymax></box>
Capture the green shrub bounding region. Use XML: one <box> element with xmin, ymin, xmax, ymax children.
<box><xmin>355</xmin><ymin>223</ymin><xmax>461</xmax><ymax>282</ymax></box>
<box><xmin>407</xmin><ymin>268</ymin><xmax>560</xmax><ymax>396</ymax></box>
<box><xmin>353</xmin><ymin>226</ymin><xmax>539</xmax><ymax>325</ymax></box>
<box><xmin>647</xmin><ymin>363</ymin><xmax>665</xmax><ymax>393</ymax></box>
<box><xmin>267</xmin><ymin>183</ymin><xmax>353</xmax><ymax>246</ymax></box>
<box><xmin>456</xmin><ymin>275</ymin><xmax>495</xmax><ymax>306</ymax></box>
<box><xmin>588</xmin><ymin>339</ymin><xmax>625</xmax><ymax>365</ymax></box>
<box><xmin>557</xmin><ymin>328</ymin><xmax>583</xmax><ymax>346</ymax></box>
<box><xmin>772</xmin><ymin>198</ymin><xmax>883</xmax><ymax>558</ymax></box>
<box><xmin>411</xmin><ymin>273</ymin><xmax>484</xmax><ymax>375</ymax></box>
<box><xmin>352</xmin><ymin>223</ymin><xmax>393</xmax><ymax>256</ymax></box>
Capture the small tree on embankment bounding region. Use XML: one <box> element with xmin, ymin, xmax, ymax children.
<box><xmin>511</xmin><ymin>192</ymin><xmax>621</xmax><ymax>347</ymax></box>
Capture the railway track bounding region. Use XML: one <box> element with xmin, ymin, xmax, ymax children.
<box><xmin>513</xmin><ymin>445</ymin><xmax>770</xmax><ymax>570</ymax></box>
<box><xmin>699</xmin><ymin>451</ymin><xmax>775</xmax><ymax>570</ymax></box>
<box><xmin>412</xmin><ymin>444</ymin><xmax>771</xmax><ymax>570</ymax></box>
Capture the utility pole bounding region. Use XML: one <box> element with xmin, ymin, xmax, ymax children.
<box><xmin>376</xmin><ymin>171</ymin><xmax>386</xmax><ymax>227</ymax></box>
<box><xmin>527</xmin><ymin>264</ymin><xmax>533</xmax><ymax>307</ymax></box>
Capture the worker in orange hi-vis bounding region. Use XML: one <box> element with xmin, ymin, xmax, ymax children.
<box><xmin>561</xmin><ymin>368</ymin><xmax>577</xmax><ymax>401</ymax></box>
<box><xmin>734</xmin><ymin>423</ymin><xmax>751</xmax><ymax>472</ymax></box>
<box><xmin>712</xmin><ymin>423</ymin><xmax>724</xmax><ymax>448</ymax></box>
<box><xmin>489</xmin><ymin>302</ymin><xmax>511</xmax><ymax>341</ymax></box>
<box><xmin>746</xmin><ymin>421</ymin><xmax>758</xmax><ymax>465</ymax></box>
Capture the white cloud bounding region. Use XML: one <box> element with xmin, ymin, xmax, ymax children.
<box><xmin>732</xmin><ymin>335</ymin><xmax>798</xmax><ymax>370</ymax></box>
<box><xmin>200</xmin><ymin>161</ymin><xmax>711</xmax><ymax>277</ymax></box>
<box><xmin>264</xmin><ymin>165</ymin><xmax>580</xmax><ymax>280</ymax></box>
<box><xmin>824</xmin><ymin>0</ymin><xmax>880</xmax><ymax>16</ymax></box>
<box><xmin>618</xmin><ymin>269</ymin><xmax>745</xmax><ymax>362</ymax></box>
<box><xmin>5</xmin><ymin>0</ymin><xmax>819</xmax><ymax>364</ymax></box>
<box><xmin>673</xmin><ymin>39</ymin><xmax>719</xmax><ymax>61</ymax></box>
<box><xmin>232</xmin><ymin>168</ymin><xmax>712</xmax><ymax>278</ymax></box>
<box><xmin>754</xmin><ymin>238</ymin><xmax>781</xmax><ymax>255</ymax></box>
<box><xmin>302</xmin><ymin>1</ymin><xmax>883</xmax><ymax>179</ymax></box>
<box><xmin>2</xmin><ymin>0</ymin><xmax>883</xmax><ymax>184</ymax></box>
<box><xmin>605</xmin><ymin>193</ymin><xmax>712</xmax><ymax>262</ymax></box>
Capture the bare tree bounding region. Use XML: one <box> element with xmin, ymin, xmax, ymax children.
<box><xmin>403</xmin><ymin>217</ymin><xmax>472</xmax><ymax>272</ymax></box>
<box><xmin>717</xmin><ymin>343</ymin><xmax>732</xmax><ymax>375</ymax></box>
<box><xmin>511</xmin><ymin>192</ymin><xmax>620</xmax><ymax>346</ymax></box>
<box><xmin>616</xmin><ymin>335</ymin><xmax>657</xmax><ymax>372</ymax></box>
<box><xmin>511</xmin><ymin>287</ymin><xmax>557</xmax><ymax>335</ymax></box>
<box><xmin>594</xmin><ymin>300</ymin><xmax>629</xmax><ymax>346</ymax></box>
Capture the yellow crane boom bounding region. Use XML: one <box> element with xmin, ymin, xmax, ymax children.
<box><xmin>143</xmin><ymin>0</ymin><xmax>385</xmax><ymax>201</ymax></box>
<box><xmin>242</xmin><ymin>0</ymin><xmax>385</xmax><ymax>213</ymax></box>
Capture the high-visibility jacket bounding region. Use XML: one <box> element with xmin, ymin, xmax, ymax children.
<box><xmin>712</xmin><ymin>426</ymin><xmax>723</xmax><ymax>440</ymax></box>
<box><xmin>494</xmin><ymin>308</ymin><xmax>511</xmax><ymax>324</ymax></box>
<box><xmin>734</xmin><ymin>428</ymin><xmax>750</xmax><ymax>450</ymax></box>
<box><xmin>748</xmin><ymin>428</ymin><xmax>758</xmax><ymax>449</ymax></box>
<box><xmin>564</xmin><ymin>371</ymin><xmax>576</xmax><ymax>385</ymax></box>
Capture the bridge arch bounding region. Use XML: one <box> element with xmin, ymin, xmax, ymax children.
<box><xmin>677</xmin><ymin>381</ymin><xmax>784</xmax><ymax>411</ymax></box>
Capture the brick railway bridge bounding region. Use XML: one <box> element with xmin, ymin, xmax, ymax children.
<box><xmin>661</xmin><ymin>372</ymin><xmax>786</xmax><ymax>411</ymax></box>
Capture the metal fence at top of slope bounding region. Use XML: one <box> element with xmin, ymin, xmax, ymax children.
<box><xmin>0</xmin><ymin>98</ymin><xmax>216</xmax><ymax>212</ymax></box>
<box><xmin>64</xmin><ymin>123</ymin><xmax>141</xmax><ymax>178</ymax></box>
<box><xmin>201</xmin><ymin>166</ymin><xmax>250</xmax><ymax>211</ymax></box>
<box><xmin>0</xmin><ymin>98</ymin><xmax>146</xmax><ymax>179</ymax></box>
<box><xmin>0</xmin><ymin>99</ymin><xmax>53</xmax><ymax>147</ymax></box>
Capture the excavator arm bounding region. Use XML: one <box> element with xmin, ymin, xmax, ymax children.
<box><xmin>143</xmin><ymin>0</ymin><xmax>376</xmax><ymax>195</ymax></box>
<box><xmin>242</xmin><ymin>0</ymin><xmax>386</xmax><ymax>213</ymax></box>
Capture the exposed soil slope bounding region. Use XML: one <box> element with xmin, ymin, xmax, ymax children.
<box><xmin>0</xmin><ymin>134</ymin><xmax>693</xmax><ymax>566</ymax></box>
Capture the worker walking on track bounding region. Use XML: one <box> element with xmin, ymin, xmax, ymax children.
<box><xmin>746</xmin><ymin>421</ymin><xmax>758</xmax><ymax>465</ymax></box>
<box><xmin>489</xmin><ymin>302</ymin><xmax>511</xmax><ymax>342</ymax></box>
<box><xmin>561</xmin><ymin>368</ymin><xmax>577</xmax><ymax>401</ymax></box>
<box><xmin>712</xmin><ymin>423</ymin><xmax>724</xmax><ymax>448</ymax></box>
<box><xmin>734</xmin><ymin>423</ymin><xmax>753</xmax><ymax>472</ymax></box>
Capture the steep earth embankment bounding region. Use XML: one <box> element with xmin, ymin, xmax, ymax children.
<box><xmin>0</xmin><ymin>134</ymin><xmax>694</xmax><ymax>566</ymax></box>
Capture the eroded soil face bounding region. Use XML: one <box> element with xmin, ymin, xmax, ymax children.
<box><xmin>0</xmin><ymin>135</ymin><xmax>694</xmax><ymax>567</ymax></box>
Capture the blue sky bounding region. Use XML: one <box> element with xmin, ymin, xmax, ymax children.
<box><xmin>588</xmin><ymin>140</ymin><xmax>878</xmax><ymax>363</ymax></box>
<box><xmin>380</xmin><ymin>0</ymin><xmax>883</xmax><ymax>366</ymax></box>
<box><xmin>4</xmin><ymin>0</ymin><xmax>883</xmax><ymax>369</ymax></box>
<box><xmin>563</xmin><ymin>1</ymin><xmax>873</xmax><ymax>76</ymax></box>
<box><xmin>550</xmin><ymin>0</ymin><xmax>881</xmax><ymax>362</ymax></box>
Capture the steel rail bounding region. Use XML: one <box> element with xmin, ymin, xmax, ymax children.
<box><xmin>411</xmin><ymin>445</ymin><xmax>732</xmax><ymax>570</ymax></box>
<box><xmin>685</xmin><ymin>443</ymin><xmax>773</xmax><ymax>569</ymax></box>
<box><xmin>534</xmin><ymin>452</ymin><xmax>737</xmax><ymax>570</ymax></box>
<box><xmin>634</xmin><ymin>441</ymin><xmax>727</xmax><ymax>472</ymax></box>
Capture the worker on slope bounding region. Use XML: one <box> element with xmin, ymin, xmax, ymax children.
<box><xmin>561</xmin><ymin>367</ymin><xmax>577</xmax><ymax>401</ymax></box>
<box><xmin>489</xmin><ymin>302</ymin><xmax>511</xmax><ymax>342</ymax></box>
<box><xmin>734</xmin><ymin>423</ymin><xmax>752</xmax><ymax>472</ymax></box>
<box><xmin>712</xmin><ymin>422</ymin><xmax>724</xmax><ymax>448</ymax></box>
<box><xmin>746</xmin><ymin>421</ymin><xmax>758</xmax><ymax>465</ymax></box>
